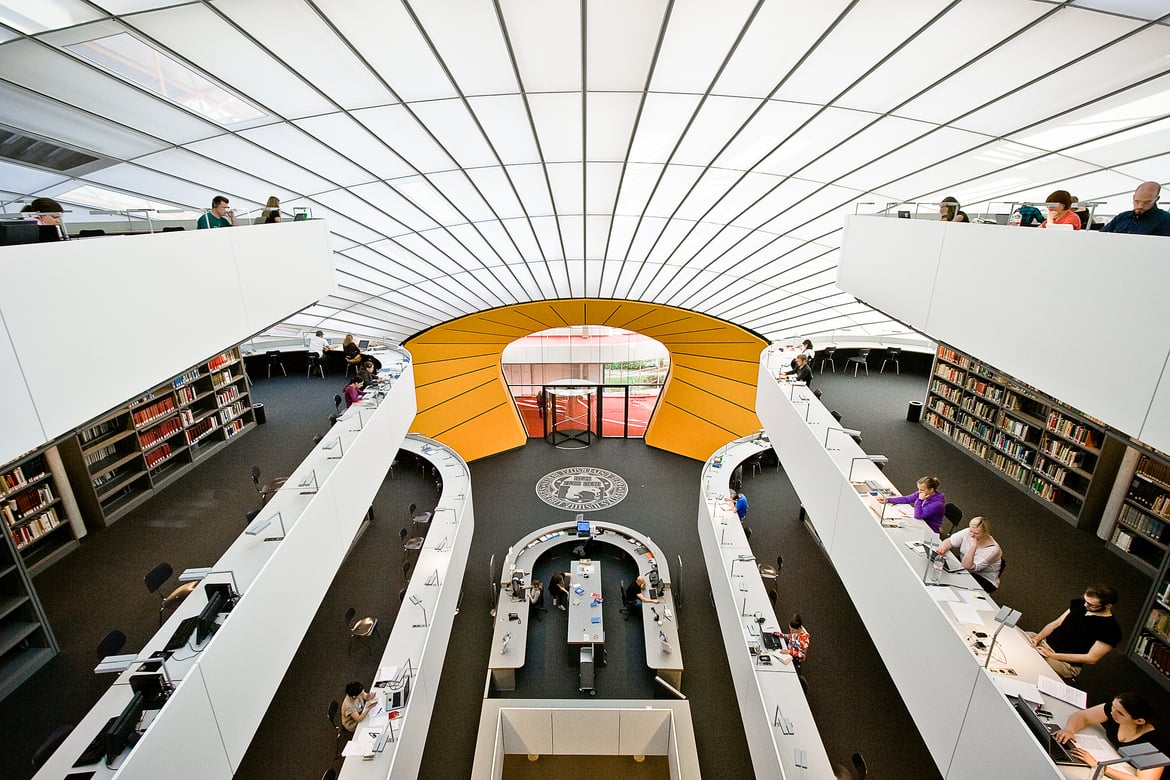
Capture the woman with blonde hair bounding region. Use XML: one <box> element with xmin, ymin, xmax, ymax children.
<box><xmin>936</xmin><ymin>516</ymin><xmax>1003</xmax><ymax>593</ymax></box>
<box><xmin>261</xmin><ymin>195</ymin><xmax>281</xmax><ymax>224</ymax></box>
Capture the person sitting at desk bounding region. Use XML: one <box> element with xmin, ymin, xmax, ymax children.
<box><xmin>341</xmin><ymin>681</ymin><xmax>377</xmax><ymax>733</ymax></box>
<box><xmin>549</xmin><ymin>571</ymin><xmax>569</xmax><ymax>611</ymax></box>
<box><xmin>342</xmin><ymin>334</ymin><xmax>363</xmax><ymax>370</ymax></box>
<box><xmin>783</xmin><ymin>354</ymin><xmax>813</xmax><ymax>385</ymax></box>
<box><xmin>343</xmin><ymin>376</ymin><xmax>365</xmax><ymax>408</ymax></box>
<box><xmin>1054</xmin><ymin>693</ymin><xmax>1165</xmax><ymax>779</ymax></box>
<box><xmin>877</xmin><ymin>476</ymin><xmax>945</xmax><ymax>534</ymax></box>
<box><xmin>625</xmin><ymin>576</ymin><xmax>659</xmax><ymax>611</ymax></box>
<box><xmin>725</xmin><ymin>490</ymin><xmax>748</xmax><ymax>524</ymax></box>
<box><xmin>1041</xmin><ymin>189</ymin><xmax>1082</xmax><ymax>230</ymax></box>
<box><xmin>358</xmin><ymin>360</ymin><xmax>378</xmax><ymax>389</ymax></box>
<box><xmin>775</xmin><ymin>613</ymin><xmax>810</xmax><ymax>672</ymax></box>
<box><xmin>196</xmin><ymin>195</ymin><xmax>237</xmax><ymax>229</ymax></box>
<box><xmin>307</xmin><ymin>330</ymin><xmax>331</xmax><ymax>357</ymax></box>
<box><xmin>935</xmin><ymin>516</ymin><xmax>1003</xmax><ymax>593</ymax></box>
<box><xmin>788</xmin><ymin>339</ymin><xmax>814</xmax><ymax>369</ymax></box>
<box><xmin>527</xmin><ymin>579</ymin><xmax>544</xmax><ymax>616</ymax></box>
<box><xmin>1028</xmin><ymin>583</ymin><xmax>1122</xmax><ymax>680</ymax></box>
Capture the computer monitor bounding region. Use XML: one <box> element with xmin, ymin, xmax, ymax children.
<box><xmin>128</xmin><ymin>671</ymin><xmax>168</xmax><ymax>708</ymax></box>
<box><xmin>204</xmin><ymin>581</ymin><xmax>238</xmax><ymax>607</ymax></box>
<box><xmin>577</xmin><ymin>519</ymin><xmax>591</xmax><ymax>537</ymax></box>
<box><xmin>105</xmin><ymin>691</ymin><xmax>145</xmax><ymax>767</ymax></box>
<box><xmin>195</xmin><ymin>588</ymin><xmax>227</xmax><ymax>645</ymax></box>
<box><xmin>358</xmin><ymin>339</ymin><xmax>370</xmax><ymax>350</ymax></box>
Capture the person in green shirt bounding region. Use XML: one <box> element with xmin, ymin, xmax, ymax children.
<box><xmin>196</xmin><ymin>195</ymin><xmax>237</xmax><ymax>229</ymax></box>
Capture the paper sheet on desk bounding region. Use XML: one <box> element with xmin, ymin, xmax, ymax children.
<box><xmin>342</xmin><ymin>732</ymin><xmax>376</xmax><ymax>758</ymax></box>
<box><xmin>948</xmin><ymin>600</ymin><xmax>983</xmax><ymax>625</ymax></box>
<box><xmin>958</xmin><ymin>590</ymin><xmax>997</xmax><ymax>610</ymax></box>
<box><xmin>1037</xmin><ymin>676</ymin><xmax>1088</xmax><ymax>709</ymax></box>
<box><xmin>1070</xmin><ymin>733</ymin><xmax>1120</xmax><ymax>763</ymax></box>
<box><xmin>992</xmin><ymin>677</ymin><xmax>1043</xmax><ymax>705</ymax></box>
<box><xmin>929</xmin><ymin>587</ymin><xmax>958</xmax><ymax>602</ymax></box>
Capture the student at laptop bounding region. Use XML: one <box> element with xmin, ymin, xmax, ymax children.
<box><xmin>877</xmin><ymin>476</ymin><xmax>945</xmax><ymax>533</ymax></box>
<box><xmin>341</xmin><ymin>681</ymin><xmax>377</xmax><ymax>734</ymax></box>
<box><xmin>1054</xmin><ymin>693</ymin><xmax>1164</xmax><ymax>779</ymax></box>
<box><xmin>625</xmin><ymin>576</ymin><xmax>659</xmax><ymax>610</ymax></box>
<box><xmin>307</xmin><ymin>330</ymin><xmax>331</xmax><ymax>356</ymax></box>
<box><xmin>775</xmin><ymin>613</ymin><xmax>810</xmax><ymax>673</ymax></box>
<box><xmin>358</xmin><ymin>360</ymin><xmax>378</xmax><ymax>389</ymax></box>
<box><xmin>935</xmin><ymin>516</ymin><xmax>1003</xmax><ymax>593</ymax></box>
<box><xmin>343</xmin><ymin>376</ymin><xmax>364</xmax><ymax>408</ymax></box>
<box><xmin>1028</xmin><ymin>584</ymin><xmax>1122</xmax><ymax>680</ymax></box>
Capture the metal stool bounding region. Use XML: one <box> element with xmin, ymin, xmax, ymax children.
<box><xmin>758</xmin><ymin>563</ymin><xmax>779</xmax><ymax>592</ymax></box>
<box><xmin>411</xmin><ymin>511</ymin><xmax>432</xmax><ymax>537</ymax></box>
<box><xmin>307</xmin><ymin>352</ymin><xmax>326</xmax><ymax>378</ymax></box>
<box><xmin>846</xmin><ymin>348</ymin><xmax>870</xmax><ymax>377</ymax></box>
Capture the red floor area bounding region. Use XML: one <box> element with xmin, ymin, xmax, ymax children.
<box><xmin>515</xmin><ymin>394</ymin><xmax>658</xmax><ymax>438</ymax></box>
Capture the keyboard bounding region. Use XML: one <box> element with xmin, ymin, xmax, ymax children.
<box><xmin>865</xmin><ymin>480</ymin><xmax>883</xmax><ymax>491</ymax></box>
<box><xmin>73</xmin><ymin>717</ymin><xmax>116</xmax><ymax>766</ymax></box>
<box><xmin>1045</xmin><ymin>724</ymin><xmax>1089</xmax><ymax>767</ymax></box>
<box><xmin>164</xmin><ymin>616</ymin><xmax>198</xmax><ymax>652</ymax></box>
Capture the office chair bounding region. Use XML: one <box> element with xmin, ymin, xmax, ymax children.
<box><xmin>326</xmin><ymin>700</ymin><xmax>344</xmax><ymax>756</ymax></box>
<box><xmin>851</xmin><ymin>750</ymin><xmax>868</xmax><ymax>779</ymax></box>
<box><xmin>830</xmin><ymin>410</ymin><xmax>843</xmax><ymax>422</ymax></box>
<box><xmin>674</xmin><ymin>554</ymin><xmax>684</xmax><ymax>610</ymax></box>
<box><xmin>322</xmin><ymin>769</ymin><xmax>337</xmax><ymax>780</ymax></box>
<box><xmin>402</xmin><ymin>559</ymin><xmax>412</xmax><ymax>580</ymax></box>
<box><xmin>144</xmin><ymin>562</ymin><xmax>198</xmax><ymax>625</ymax></box>
<box><xmin>412</xmin><ymin>511</ymin><xmax>432</xmax><ymax>537</ymax></box>
<box><xmin>78</xmin><ymin>228</ymin><xmax>105</xmax><ymax>237</ymax></box>
<box><xmin>406</xmin><ymin>502</ymin><xmax>417</xmax><ymax>524</ymax></box>
<box><xmin>846</xmin><ymin>348</ymin><xmax>871</xmax><ymax>377</ymax></box>
<box><xmin>942</xmin><ymin>503</ymin><xmax>963</xmax><ymax>536</ymax></box>
<box><xmin>880</xmin><ymin>346</ymin><xmax>902</xmax><ymax>374</ymax></box>
<box><xmin>619</xmin><ymin>580</ymin><xmax>634</xmax><ymax>620</ymax></box>
<box><xmin>399</xmin><ymin>587</ymin><xmax>407</xmax><ymax>602</ymax></box>
<box><xmin>403</xmin><ymin>533</ymin><xmax>425</xmax><ymax>562</ymax></box>
<box><xmin>96</xmin><ymin>629</ymin><xmax>127</xmax><ymax>659</ymax></box>
<box><xmin>31</xmin><ymin>725</ymin><xmax>75</xmax><ymax>770</ymax></box>
<box><xmin>758</xmin><ymin>562</ymin><xmax>779</xmax><ymax>592</ymax></box>
<box><xmin>264</xmin><ymin>350</ymin><xmax>287</xmax><ymax>379</ymax></box>
<box><xmin>819</xmin><ymin>346</ymin><xmax>837</xmax><ymax>374</ymax></box>
<box><xmin>307</xmin><ymin>351</ymin><xmax>326</xmax><ymax>379</ymax></box>
<box><xmin>334</xmin><ymin>394</ymin><xmax>343</xmax><ymax>415</ymax></box>
<box><xmin>250</xmin><ymin>465</ymin><xmax>287</xmax><ymax>506</ymax></box>
<box><xmin>743</xmin><ymin>525</ymin><xmax>752</xmax><ymax>540</ymax></box>
<box><xmin>344</xmin><ymin>607</ymin><xmax>381</xmax><ymax>655</ymax></box>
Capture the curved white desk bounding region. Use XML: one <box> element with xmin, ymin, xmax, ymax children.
<box><xmin>489</xmin><ymin>521</ymin><xmax>683</xmax><ymax>690</ymax></box>
<box><xmin>339</xmin><ymin>434</ymin><xmax>473</xmax><ymax>780</ymax></box>
<box><xmin>757</xmin><ymin>348</ymin><xmax>1105</xmax><ymax>779</ymax></box>
<box><xmin>698</xmin><ymin>436</ymin><xmax>834</xmax><ymax>780</ymax></box>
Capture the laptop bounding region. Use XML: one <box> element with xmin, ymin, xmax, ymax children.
<box><xmin>1010</xmin><ymin>696</ymin><xmax>1088</xmax><ymax>767</ymax></box>
<box><xmin>358</xmin><ymin>339</ymin><xmax>370</xmax><ymax>350</ymax></box>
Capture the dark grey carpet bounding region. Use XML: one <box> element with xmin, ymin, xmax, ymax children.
<box><xmin>3</xmin><ymin>367</ymin><xmax>1163</xmax><ymax>780</ymax></box>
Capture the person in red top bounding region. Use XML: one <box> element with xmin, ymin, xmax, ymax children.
<box><xmin>1042</xmin><ymin>189</ymin><xmax>1081</xmax><ymax>229</ymax></box>
<box><xmin>777</xmin><ymin>613</ymin><xmax>810</xmax><ymax>672</ymax></box>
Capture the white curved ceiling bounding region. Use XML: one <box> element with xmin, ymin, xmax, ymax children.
<box><xmin>2</xmin><ymin>0</ymin><xmax>1168</xmax><ymax>344</ymax></box>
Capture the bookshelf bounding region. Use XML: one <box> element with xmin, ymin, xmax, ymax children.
<box><xmin>923</xmin><ymin>343</ymin><xmax>1123</xmax><ymax>527</ymax></box>
<box><xmin>2</xmin><ymin>449</ymin><xmax>84</xmax><ymax>575</ymax></box>
<box><xmin>1133</xmin><ymin>559</ymin><xmax>1170</xmax><ymax>693</ymax></box>
<box><xmin>61</xmin><ymin>347</ymin><xmax>256</xmax><ymax>528</ymax></box>
<box><xmin>1109</xmin><ymin>455</ymin><xmax>1170</xmax><ymax>578</ymax></box>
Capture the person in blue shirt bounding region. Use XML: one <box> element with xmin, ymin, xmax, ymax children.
<box><xmin>196</xmin><ymin>195</ymin><xmax>237</xmax><ymax>229</ymax></box>
<box><xmin>730</xmin><ymin>490</ymin><xmax>748</xmax><ymax>523</ymax></box>
<box><xmin>1101</xmin><ymin>182</ymin><xmax>1170</xmax><ymax>236</ymax></box>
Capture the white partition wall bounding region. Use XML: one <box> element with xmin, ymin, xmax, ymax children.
<box><xmin>837</xmin><ymin>216</ymin><xmax>1170</xmax><ymax>453</ymax></box>
<box><xmin>0</xmin><ymin>221</ymin><xmax>336</xmax><ymax>466</ymax></box>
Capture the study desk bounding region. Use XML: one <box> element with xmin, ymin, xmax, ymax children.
<box><xmin>338</xmin><ymin>434</ymin><xmax>473</xmax><ymax>780</ymax></box>
<box><xmin>698</xmin><ymin>436</ymin><xmax>834</xmax><ymax>780</ymax></box>
<box><xmin>568</xmin><ymin>560</ymin><xmax>605</xmax><ymax>646</ymax></box>
<box><xmin>756</xmin><ymin>352</ymin><xmax>1106</xmax><ymax>779</ymax></box>
<box><xmin>33</xmin><ymin>355</ymin><xmax>417</xmax><ymax>780</ymax></box>
<box><xmin>489</xmin><ymin>521</ymin><xmax>683</xmax><ymax>691</ymax></box>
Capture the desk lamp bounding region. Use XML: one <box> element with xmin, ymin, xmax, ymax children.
<box><xmin>297</xmin><ymin>470</ymin><xmax>318</xmax><ymax>495</ymax></box>
<box><xmin>1090</xmin><ymin>743</ymin><xmax>1169</xmax><ymax>779</ymax></box>
<box><xmin>983</xmin><ymin>605</ymin><xmax>1021</xmax><ymax>668</ymax></box>
<box><xmin>824</xmin><ymin>426</ymin><xmax>862</xmax><ymax>450</ymax></box>
<box><xmin>848</xmin><ymin>455</ymin><xmax>889</xmax><ymax>482</ymax></box>
<box><xmin>409</xmin><ymin>594</ymin><xmax>429</xmax><ymax>628</ymax></box>
<box><xmin>731</xmin><ymin>554</ymin><xmax>755</xmax><ymax>577</ymax></box>
<box><xmin>322</xmin><ymin>435</ymin><xmax>344</xmax><ymax>459</ymax></box>
<box><xmin>244</xmin><ymin>511</ymin><xmax>285</xmax><ymax>542</ymax></box>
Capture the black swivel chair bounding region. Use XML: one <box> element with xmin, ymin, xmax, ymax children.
<box><xmin>322</xmin><ymin>770</ymin><xmax>337</xmax><ymax>780</ymax></box>
<box><xmin>851</xmin><ymin>750</ymin><xmax>868</xmax><ymax>779</ymax></box>
<box><xmin>250</xmin><ymin>465</ymin><xmax>287</xmax><ymax>506</ymax></box>
<box><xmin>327</xmin><ymin>701</ymin><xmax>345</xmax><ymax>756</ymax></box>
<box><xmin>31</xmin><ymin>725</ymin><xmax>75</xmax><ymax>770</ymax></box>
<box><xmin>334</xmin><ymin>394</ymin><xmax>343</xmax><ymax>415</ymax></box>
<box><xmin>880</xmin><ymin>346</ymin><xmax>902</xmax><ymax>375</ymax></box>
<box><xmin>144</xmin><ymin>562</ymin><xmax>198</xmax><ymax>625</ymax></box>
<box><xmin>846</xmin><ymin>348</ymin><xmax>871</xmax><ymax>377</ymax></box>
<box><xmin>344</xmin><ymin>607</ymin><xmax>381</xmax><ymax>655</ymax></box>
<box><xmin>942</xmin><ymin>502</ymin><xmax>963</xmax><ymax>536</ymax></box>
<box><xmin>96</xmin><ymin>629</ymin><xmax>127</xmax><ymax>660</ymax></box>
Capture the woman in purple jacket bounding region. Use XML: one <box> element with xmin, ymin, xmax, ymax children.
<box><xmin>877</xmin><ymin>476</ymin><xmax>945</xmax><ymax>533</ymax></box>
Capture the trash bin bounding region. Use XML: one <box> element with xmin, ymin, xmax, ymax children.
<box><xmin>253</xmin><ymin>403</ymin><xmax>267</xmax><ymax>425</ymax></box>
<box><xmin>906</xmin><ymin>400</ymin><xmax>922</xmax><ymax>423</ymax></box>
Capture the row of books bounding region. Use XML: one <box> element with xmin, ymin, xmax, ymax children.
<box><xmin>1036</xmin><ymin>459</ymin><xmax>1069</xmax><ymax>486</ymax></box>
<box><xmin>83</xmin><ymin>442</ymin><xmax>121</xmax><ymax>468</ymax></box>
<box><xmin>185</xmin><ymin>417</ymin><xmax>219</xmax><ymax>446</ymax></box>
<box><xmin>216</xmin><ymin>385</ymin><xmax>241</xmax><ymax>406</ymax></box>
<box><xmin>132</xmin><ymin>396</ymin><xmax>176</xmax><ymax>428</ymax></box>
<box><xmin>1031</xmin><ymin>479</ymin><xmax>1064</xmax><ymax>505</ymax></box>
<box><xmin>1119</xmin><ymin>503</ymin><xmax>1169</xmax><ymax>541</ymax></box>
<box><xmin>78</xmin><ymin>419</ymin><xmax>119</xmax><ymax>445</ymax></box>
<box><xmin>1136</xmin><ymin>633</ymin><xmax>1170</xmax><ymax>678</ymax></box>
<box><xmin>1040</xmin><ymin>439</ymin><xmax>1084</xmax><ymax>468</ymax></box>
<box><xmin>176</xmin><ymin>384</ymin><xmax>198</xmax><ymax>405</ymax></box>
<box><xmin>2</xmin><ymin>462</ymin><xmax>45</xmax><ymax>494</ymax></box>
<box><xmin>219</xmin><ymin>402</ymin><xmax>247</xmax><ymax>425</ymax></box>
<box><xmin>1157</xmin><ymin>580</ymin><xmax>1170</xmax><ymax>605</ymax></box>
<box><xmin>1138</xmin><ymin>457</ymin><xmax>1170</xmax><ymax>489</ymax></box>
<box><xmin>934</xmin><ymin>365</ymin><xmax>965</xmax><ymax>385</ymax></box>
<box><xmin>930</xmin><ymin>379</ymin><xmax>963</xmax><ymax>402</ymax></box>
<box><xmin>965</xmin><ymin>377</ymin><xmax>1004</xmax><ymax>402</ymax></box>
<box><xmin>11</xmin><ymin>506</ymin><xmax>61</xmax><ymax>550</ymax></box>
<box><xmin>2</xmin><ymin>483</ymin><xmax>54</xmax><ymax>521</ymax></box>
<box><xmin>1046</xmin><ymin>413</ymin><xmax>1098</xmax><ymax>447</ymax></box>
<box><xmin>207</xmin><ymin>351</ymin><xmax>234</xmax><ymax>371</ymax></box>
<box><xmin>991</xmin><ymin>433</ymin><xmax>1034</xmax><ymax>466</ymax></box>
<box><xmin>1146</xmin><ymin>609</ymin><xmax>1170</xmax><ymax>644</ymax></box>
<box><xmin>144</xmin><ymin>443</ymin><xmax>173</xmax><ymax>469</ymax></box>
<box><xmin>211</xmin><ymin>369</ymin><xmax>237</xmax><ymax>389</ymax></box>
<box><xmin>141</xmin><ymin>417</ymin><xmax>183</xmax><ymax>449</ymax></box>
<box><xmin>224</xmin><ymin>419</ymin><xmax>245</xmax><ymax>438</ymax></box>
<box><xmin>172</xmin><ymin>367</ymin><xmax>201</xmax><ymax>388</ymax></box>
<box><xmin>937</xmin><ymin>346</ymin><xmax>970</xmax><ymax>368</ymax></box>
<box><xmin>1000</xmin><ymin>416</ymin><xmax>1033</xmax><ymax>441</ymax></box>
<box><xmin>960</xmin><ymin>395</ymin><xmax>997</xmax><ymax>424</ymax></box>
<box><xmin>989</xmin><ymin>451</ymin><xmax>1029</xmax><ymax>485</ymax></box>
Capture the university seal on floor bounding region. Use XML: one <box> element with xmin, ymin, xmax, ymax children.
<box><xmin>536</xmin><ymin>467</ymin><xmax>628</xmax><ymax>511</ymax></box>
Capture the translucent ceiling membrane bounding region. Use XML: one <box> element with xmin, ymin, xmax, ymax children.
<box><xmin>3</xmin><ymin>1</ymin><xmax>1167</xmax><ymax>344</ymax></box>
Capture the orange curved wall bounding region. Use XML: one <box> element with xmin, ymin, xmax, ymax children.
<box><xmin>404</xmin><ymin>300</ymin><xmax>767</xmax><ymax>462</ymax></box>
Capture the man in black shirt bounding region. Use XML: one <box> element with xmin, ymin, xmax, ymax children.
<box><xmin>1029</xmin><ymin>584</ymin><xmax>1121</xmax><ymax>680</ymax></box>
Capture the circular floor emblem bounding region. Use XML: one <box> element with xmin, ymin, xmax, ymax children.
<box><xmin>536</xmin><ymin>467</ymin><xmax>628</xmax><ymax>512</ymax></box>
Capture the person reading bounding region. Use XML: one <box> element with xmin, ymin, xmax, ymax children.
<box><xmin>935</xmin><ymin>516</ymin><xmax>1002</xmax><ymax>593</ymax></box>
<box><xmin>876</xmin><ymin>476</ymin><xmax>945</xmax><ymax>533</ymax></box>
<box><xmin>1028</xmin><ymin>584</ymin><xmax>1122</xmax><ymax>680</ymax></box>
<box><xmin>1054</xmin><ymin>693</ymin><xmax>1165</xmax><ymax>779</ymax></box>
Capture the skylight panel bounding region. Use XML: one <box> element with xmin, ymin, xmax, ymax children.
<box><xmin>66</xmin><ymin>32</ymin><xmax>266</xmax><ymax>126</ymax></box>
<box><xmin>53</xmin><ymin>183</ymin><xmax>201</xmax><ymax>219</ymax></box>
<box><xmin>0</xmin><ymin>0</ymin><xmax>103</xmax><ymax>34</ymax></box>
